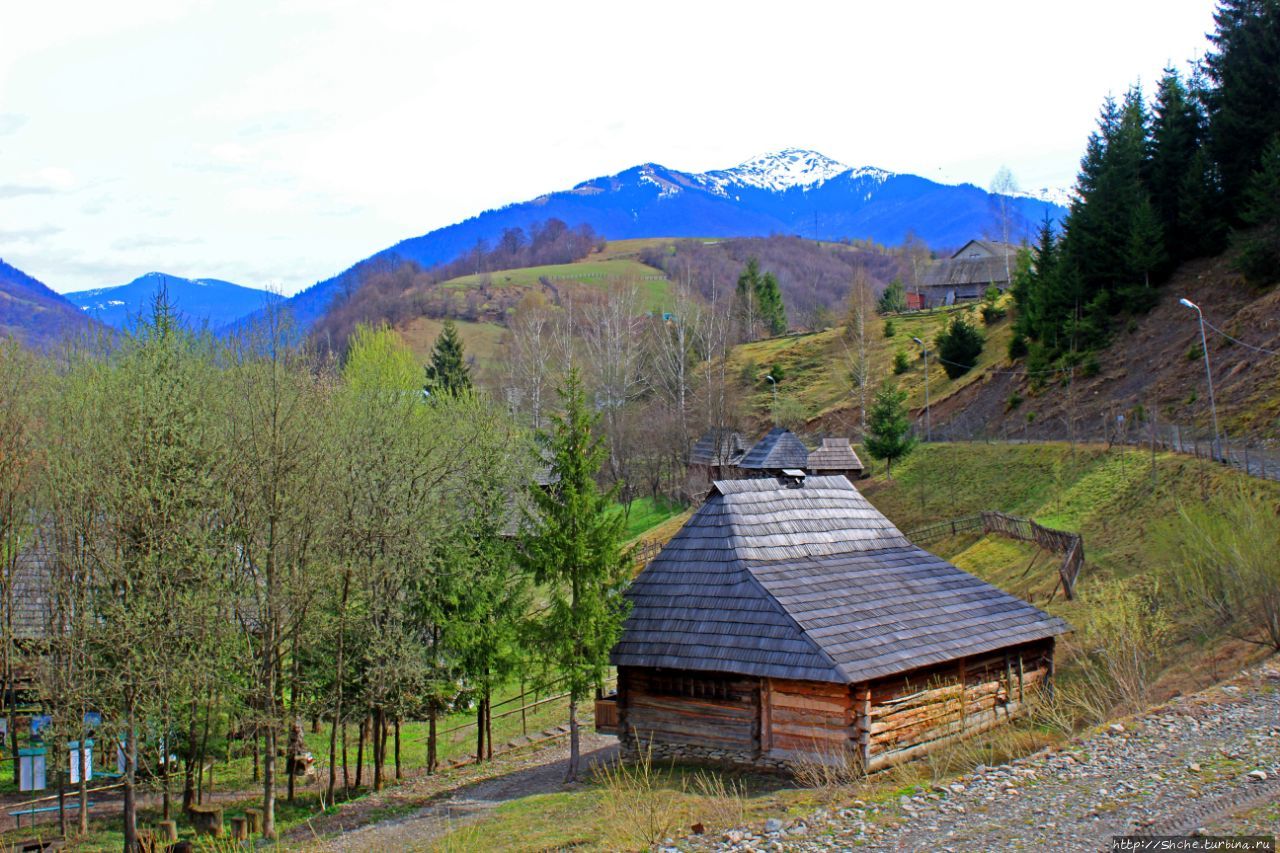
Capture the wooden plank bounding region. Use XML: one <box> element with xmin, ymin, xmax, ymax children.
<box><xmin>759</xmin><ymin>678</ymin><xmax>771</xmax><ymax>753</ymax></box>
<box><xmin>854</xmin><ymin>684</ymin><xmax>871</xmax><ymax>770</ymax></box>
<box><xmin>768</xmin><ymin>693</ymin><xmax>850</xmax><ymax>715</ymax></box>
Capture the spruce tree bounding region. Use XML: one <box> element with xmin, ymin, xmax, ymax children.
<box><xmin>864</xmin><ymin>381</ymin><xmax>916</xmax><ymax>479</ymax></box>
<box><xmin>877</xmin><ymin>277</ymin><xmax>907</xmax><ymax>313</ymax></box>
<box><xmin>736</xmin><ymin>258</ymin><xmax>787</xmax><ymax>338</ymax></box>
<box><xmin>423</xmin><ymin>319</ymin><xmax>472</xmax><ymax>396</ymax></box>
<box><xmin>1205</xmin><ymin>0</ymin><xmax>1280</xmax><ymax>214</ymax></box>
<box><xmin>517</xmin><ymin>368</ymin><xmax>631</xmax><ymax>782</ymax></box>
<box><xmin>1149</xmin><ymin>67</ymin><xmax>1207</xmax><ymax>261</ymax></box>
<box><xmin>1124</xmin><ymin>196</ymin><xmax>1166</xmax><ymax>311</ymax></box>
<box><xmin>934</xmin><ymin>315</ymin><xmax>986</xmax><ymax>379</ymax></box>
<box><xmin>1233</xmin><ymin>134</ymin><xmax>1280</xmax><ymax>285</ymax></box>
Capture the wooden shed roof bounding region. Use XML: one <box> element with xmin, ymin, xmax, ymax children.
<box><xmin>689</xmin><ymin>429</ymin><xmax>746</xmax><ymax>467</ymax></box>
<box><xmin>612</xmin><ymin>476</ymin><xmax>1068</xmax><ymax>684</ymax></box>
<box><xmin>806</xmin><ymin>437</ymin><xmax>863</xmax><ymax>472</ymax></box>
<box><xmin>738</xmin><ymin>427</ymin><xmax>809</xmax><ymax>471</ymax></box>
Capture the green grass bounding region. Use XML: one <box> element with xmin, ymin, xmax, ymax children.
<box><xmin>730</xmin><ymin>300</ymin><xmax>1014</xmax><ymax>428</ymax></box>
<box><xmin>442</xmin><ymin>259</ymin><xmax>673</xmax><ymax>312</ymax></box>
<box><xmin>613</xmin><ymin>496</ymin><xmax>686</xmax><ymax>540</ymax></box>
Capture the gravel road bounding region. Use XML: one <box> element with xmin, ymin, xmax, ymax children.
<box><xmin>692</xmin><ymin>659</ymin><xmax>1280</xmax><ymax>852</ymax></box>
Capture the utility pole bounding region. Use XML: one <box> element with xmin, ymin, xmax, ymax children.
<box><xmin>765</xmin><ymin>374</ymin><xmax>778</xmax><ymax>425</ymax></box>
<box><xmin>1179</xmin><ymin>298</ymin><xmax>1221</xmax><ymax>460</ymax></box>
<box><xmin>912</xmin><ymin>337</ymin><xmax>931</xmax><ymax>442</ymax></box>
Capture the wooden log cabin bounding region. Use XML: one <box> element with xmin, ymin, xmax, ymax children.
<box><xmin>603</xmin><ymin>475</ymin><xmax>1068</xmax><ymax>772</ymax></box>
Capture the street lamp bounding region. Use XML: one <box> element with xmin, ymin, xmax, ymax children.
<box><xmin>1179</xmin><ymin>298</ymin><xmax>1221</xmax><ymax>460</ymax></box>
<box><xmin>912</xmin><ymin>337</ymin><xmax>931</xmax><ymax>442</ymax></box>
<box><xmin>765</xmin><ymin>374</ymin><xmax>778</xmax><ymax>424</ymax></box>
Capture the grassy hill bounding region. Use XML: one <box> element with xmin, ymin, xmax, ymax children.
<box><xmin>731</xmin><ymin>301</ymin><xmax>1014</xmax><ymax>433</ymax></box>
<box><xmin>441</xmin><ymin>257</ymin><xmax>672</xmax><ymax>312</ymax></box>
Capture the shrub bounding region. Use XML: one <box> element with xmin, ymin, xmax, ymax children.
<box><xmin>1157</xmin><ymin>488</ymin><xmax>1280</xmax><ymax>651</ymax></box>
<box><xmin>1081</xmin><ymin>354</ymin><xmax>1100</xmax><ymax>378</ymax></box>
<box><xmin>1008</xmin><ymin>333</ymin><xmax>1029</xmax><ymax>360</ymax></box>
<box><xmin>981</xmin><ymin>304</ymin><xmax>1007</xmax><ymax>324</ymax></box>
<box><xmin>1186</xmin><ymin>343</ymin><xmax>1203</xmax><ymax>361</ymax></box>
<box><xmin>1066</xmin><ymin>579</ymin><xmax>1172</xmax><ymax>716</ymax></box>
<box><xmin>1006</xmin><ymin>391</ymin><xmax>1023</xmax><ymax>410</ymax></box>
<box><xmin>892</xmin><ymin>350</ymin><xmax>910</xmax><ymax>375</ymax></box>
<box><xmin>877</xmin><ymin>278</ymin><xmax>907</xmax><ymax>314</ymax></box>
<box><xmin>883</xmin><ymin>319</ymin><xmax>896</xmax><ymax>338</ymax></box>
<box><xmin>934</xmin><ymin>315</ymin><xmax>985</xmax><ymax>379</ymax></box>
<box><xmin>765</xmin><ymin>364</ymin><xmax>785</xmax><ymax>383</ymax></box>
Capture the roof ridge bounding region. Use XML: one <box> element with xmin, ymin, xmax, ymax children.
<box><xmin>739</xmin><ymin>562</ymin><xmax>842</xmax><ymax>676</ymax></box>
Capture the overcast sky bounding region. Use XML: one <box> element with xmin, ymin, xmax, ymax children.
<box><xmin>2</xmin><ymin>0</ymin><xmax>1220</xmax><ymax>295</ymax></box>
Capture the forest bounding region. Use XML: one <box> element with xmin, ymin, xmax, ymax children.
<box><xmin>0</xmin><ymin>302</ymin><xmax>633</xmax><ymax>847</ymax></box>
<box><xmin>1011</xmin><ymin>0</ymin><xmax>1280</xmax><ymax>369</ymax></box>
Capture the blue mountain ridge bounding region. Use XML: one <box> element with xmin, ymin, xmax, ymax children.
<box><xmin>264</xmin><ymin>149</ymin><xmax>1070</xmax><ymax>331</ymax></box>
<box><xmin>68</xmin><ymin>272</ymin><xmax>280</xmax><ymax>331</ymax></box>
<box><xmin>0</xmin><ymin>258</ymin><xmax>98</xmax><ymax>348</ymax></box>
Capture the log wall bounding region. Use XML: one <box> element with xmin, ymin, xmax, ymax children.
<box><xmin>616</xmin><ymin>639</ymin><xmax>1055</xmax><ymax>773</ymax></box>
<box><xmin>761</xmin><ymin>678</ymin><xmax>855</xmax><ymax>762</ymax></box>
<box><xmin>617</xmin><ymin>667</ymin><xmax>760</xmax><ymax>763</ymax></box>
<box><xmin>862</xmin><ymin>639</ymin><xmax>1054</xmax><ymax>772</ymax></box>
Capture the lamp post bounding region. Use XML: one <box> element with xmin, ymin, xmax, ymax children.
<box><xmin>912</xmin><ymin>337</ymin><xmax>931</xmax><ymax>442</ymax></box>
<box><xmin>765</xmin><ymin>374</ymin><xmax>777</xmax><ymax>424</ymax></box>
<box><xmin>1179</xmin><ymin>298</ymin><xmax>1221</xmax><ymax>460</ymax></box>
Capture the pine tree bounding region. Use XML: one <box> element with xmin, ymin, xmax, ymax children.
<box><xmin>1205</xmin><ymin>0</ymin><xmax>1280</xmax><ymax>214</ymax></box>
<box><xmin>1233</xmin><ymin>133</ymin><xmax>1280</xmax><ymax>285</ymax></box>
<box><xmin>1124</xmin><ymin>195</ymin><xmax>1166</xmax><ymax>311</ymax></box>
<box><xmin>864</xmin><ymin>381</ymin><xmax>916</xmax><ymax>479</ymax></box>
<box><xmin>735</xmin><ymin>258</ymin><xmax>786</xmax><ymax>338</ymax></box>
<box><xmin>423</xmin><ymin>319</ymin><xmax>472</xmax><ymax>395</ymax></box>
<box><xmin>1149</xmin><ymin>67</ymin><xmax>1208</xmax><ymax>262</ymax></box>
<box><xmin>876</xmin><ymin>277</ymin><xmax>907</xmax><ymax>313</ymax></box>
<box><xmin>517</xmin><ymin>369</ymin><xmax>631</xmax><ymax>782</ymax></box>
<box><xmin>934</xmin><ymin>315</ymin><xmax>985</xmax><ymax>379</ymax></box>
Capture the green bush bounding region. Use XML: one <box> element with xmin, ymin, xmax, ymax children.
<box><xmin>883</xmin><ymin>319</ymin><xmax>896</xmax><ymax>338</ymax></box>
<box><xmin>1007</xmin><ymin>333</ymin><xmax>1028</xmax><ymax>360</ymax></box>
<box><xmin>765</xmin><ymin>364</ymin><xmax>785</xmax><ymax>383</ymax></box>
<box><xmin>877</xmin><ymin>278</ymin><xmax>907</xmax><ymax>314</ymax></box>
<box><xmin>981</xmin><ymin>304</ymin><xmax>1007</xmax><ymax>324</ymax></box>
<box><xmin>1006</xmin><ymin>391</ymin><xmax>1023</xmax><ymax>410</ymax></box>
<box><xmin>1081</xmin><ymin>354</ymin><xmax>1100</xmax><ymax>378</ymax></box>
<box><xmin>892</xmin><ymin>350</ymin><xmax>910</xmax><ymax>375</ymax></box>
<box><xmin>1186</xmin><ymin>343</ymin><xmax>1203</xmax><ymax>361</ymax></box>
<box><xmin>934</xmin><ymin>315</ymin><xmax>985</xmax><ymax>379</ymax></box>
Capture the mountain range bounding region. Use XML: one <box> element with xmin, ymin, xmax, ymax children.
<box><xmin>68</xmin><ymin>273</ymin><xmax>277</xmax><ymax>331</ymax></box>
<box><xmin>277</xmin><ymin>148</ymin><xmax>1069</xmax><ymax>330</ymax></box>
<box><xmin>0</xmin><ymin>259</ymin><xmax>97</xmax><ymax>348</ymax></box>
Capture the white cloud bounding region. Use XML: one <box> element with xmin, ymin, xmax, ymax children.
<box><xmin>0</xmin><ymin>0</ymin><xmax>1220</xmax><ymax>294</ymax></box>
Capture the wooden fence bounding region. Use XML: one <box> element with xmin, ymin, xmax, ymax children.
<box><xmin>907</xmin><ymin>511</ymin><xmax>1083</xmax><ymax>600</ymax></box>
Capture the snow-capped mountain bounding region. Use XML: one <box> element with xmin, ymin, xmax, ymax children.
<box><xmin>268</xmin><ymin>148</ymin><xmax>1069</xmax><ymax>331</ymax></box>
<box><xmin>69</xmin><ymin>272</ymin><xmax>278</xmax><ymax>331</ymax></box>
<box><xmin>699</xmin><ymin>148</ymin><xmax>878</xmax><ymax>193</ymax></box>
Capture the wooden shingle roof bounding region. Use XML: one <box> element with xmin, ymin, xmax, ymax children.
<box><xmin>612</xmin><ymin>476</ymin><xmax>1068</xmax><ymax>684</ymax></box>
<box><xmin>806</xmin><ymin>437</ymin><xmax>863</xmax><ymax>472</ymax></box>
<box><xmin>689</xmin><ymin>429</ymin><xmax>746</xmax><ymax>467</ymax></box>
<box><xmin>738</xmin><ymin>428</ymin><xmax>809</xmax><ymax>471</ymax></box>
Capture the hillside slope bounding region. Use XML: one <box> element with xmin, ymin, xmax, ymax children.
<box><xmin>0</xmin><ymin>258</ymin><xmax>97</xmax><ymax>347</ymax></box>
<box><xmin>271</xmin><ymin>148</ymin><xmax>1066</xmax><ymax>332</ymax></box>
<box><xmin>927</xmin><ymin>254</ymin><xmax>1280</xmax><ymax>444</ymax></box>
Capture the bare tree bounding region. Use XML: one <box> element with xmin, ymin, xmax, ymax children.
<box><xmin>840</xmin><ymin>268</ymin><xmax>875</xmax><ymax>436</ymax></box>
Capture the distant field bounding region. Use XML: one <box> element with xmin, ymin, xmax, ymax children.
<box><xmin>443</xmin><ymin>258</ymin><xmax>673</xmax><ymax>312</ymax></box>
<box><xmin>397</xmin><ymin>316</ymin><xmax>507</xmax><ymax>368</ymax></box>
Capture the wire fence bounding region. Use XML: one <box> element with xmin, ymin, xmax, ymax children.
<box><xmin>915</xmin><ymin>414</ymin><xmax>1280</xmax><ymax>484</ymax></box>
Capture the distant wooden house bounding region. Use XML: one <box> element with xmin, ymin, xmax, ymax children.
<box><xmin>736</xmin><ymin>427</ymin><xmax>809</xmax><ymax>479</ymax></box>
<box><xmin>805</xmin><ymin>437</ymin><xmax>864</xmax><ymax>481</ymax></box>
<box><xmin>919</xmin><ymin>240</ymin><xmax>1019</xmax><ymax>308</ymax></box>
<box><xmin>602</xmin><ymin>475</ymin><xmax>1067</xmax><ymax>772</ymax></box>
<box><xmin>686</xmin><ymin>429</ymin><xmax>746</xmax><ymax>495</ymax></box>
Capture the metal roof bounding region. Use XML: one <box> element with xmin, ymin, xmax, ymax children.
<box><xmin>612</xmin><ymin>476</ymin><xmax>1068</xmax><ymax>683</ymax></box>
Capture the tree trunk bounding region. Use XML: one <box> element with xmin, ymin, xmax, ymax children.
<box><xmin>123</xmin><ymin>709</ymin><xmax>138</xmax><ymax>853</ymax></box>
<box><xmin>373</xmin><ymin>707</ymin><xmax>385</xmax><ymax>791</ymax></box>
<box><xmin>58</xmin><ymin>770</ymin><xmax>67</xmax><ymax>839</ymax></box>
<box><xmin>182</xmin><ymin>700</ymin><xmax>199</xmax><ymax>811</ymax></box>
<box><xmin>329</xmin><ymin>570</ymin><xmax>349</xmax><ymax>801</ymax></box>
<box><xmin>262</xmin><ymin>720</ymin><xmax>276</xmax><ymax>839</ymax></box>
<box><xmin>394</xmin><ymin>718</ymin><xmax>401</xmax><ymax>781</ymax></box>
<box><xmin>77</xmin><ymin>741</ymin><xmax>88</xmax><ymax>835</ymax></box>
<box><xmin>427</xmin><ymin>705</ymin><xmax>437</xmax><ymax>774</ymax></box>
<box><xmin>475</xmin><ymin>697</ymin><xmax>485</xmax><ymax>763</ymax></box>
<box><xmin>355</xmin><ymin>715</ymin><xmax>365</xmax><ymax>789</ymax></box>
<box><xmin>564</xmin><ymin>697</ymin><xmax>580</xmax><ymax>783</ymax></box>
<box><xmin>485</xmin><ymin>686</ymin><xmax>493</xmax><ymax>761</ymax></box>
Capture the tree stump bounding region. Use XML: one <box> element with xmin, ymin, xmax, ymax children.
<box><xmin>166</xmin><ymin>843</ymin><xmax>195</xmax><ymax>853</ymax></box>
<box><xmin>229</xmin><ymin>816</ymin><xmax>248</xmax><ymax>840</ymax></box>
<box><xmin>244</xmin><ymin>807</ymin><xmax>262</xmax><ymax>834</ymax></box>
<box><xmin>156</xmin><ymin>820</ymin><xmax>179</xmax><ymax>841</ymax></box>
<box><xmin>188</xmin><ymin>803</ymin><xmax>223</xmax><ymax>837</ymax></box>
